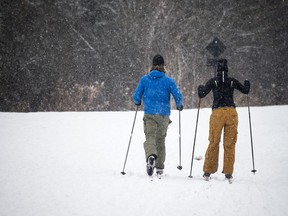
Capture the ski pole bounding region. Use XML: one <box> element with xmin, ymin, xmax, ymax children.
<box><xmin>177</xmin><ymin>110</ymin><xmax>183</xmax><ymax>170</ymax></box>
<box><xmin>188</xmin><ymin>99</ymin><xmax>201</xmax><ymax>178</ymax></box>
<box><xmin>247</xmin><ymin>94</ymin><xmax>257</xmax><ymax>174</ymax></box>
<box><xmin>121</xmin><ymin>106</ymin><xmax>139</xmax><ymax>175</ymax></box>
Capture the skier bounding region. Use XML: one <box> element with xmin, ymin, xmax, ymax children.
<box><xmin>133</xmin><ymin>54</ymin><xmax>183</xmax><ymax>177</ymax></box>
<box><xmin>197</xmin><ymin>59</ymin><xmax>250</xmax><ymax>181</ymax></box>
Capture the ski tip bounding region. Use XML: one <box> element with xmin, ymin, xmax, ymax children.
<box><xmin>121</xmin><ymin>172</ymin><xmax>126</xmax><ymax>175</ymax></box>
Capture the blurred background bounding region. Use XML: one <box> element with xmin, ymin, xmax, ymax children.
<box><xmin>0</xmin><ymin>0</ymin><xmax>287</xmax><ymax>112</ymax></box>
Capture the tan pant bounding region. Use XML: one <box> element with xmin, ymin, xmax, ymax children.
<box><xmin>203</xmin><ymin>107</ymin><xmax>238</xmax><ymax>175</ymax></box>
<box><xmin>143</xmin><ymin>115</ymin><xmax>170</xmax><ymax>169</ymax></box>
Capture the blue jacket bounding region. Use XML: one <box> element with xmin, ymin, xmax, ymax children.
<box><xmin>133</xmin><ymin>70</ymin><xmax>183</xmax><ymax>116</ymax></box>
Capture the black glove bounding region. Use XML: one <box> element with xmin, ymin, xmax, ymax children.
<box><xmin>177</xmin><ymin>105</ymin><xmax>183</xmax><ymax>111</ymax></box>
<box><xmin>198</xmin><ymin>85</ymin><xmax>206</xmax><ymax>98</ymax></box>
<box><xmin>244</xmin><ymin>80</ymin><xmax>250</xmax><ymax>93</ymax></box>
<box><xmin>135</xmin><ymin>101</ymin><xmax>141</xmax><ymax>106</ymax></box>
<box><xmin>244</xmin><ymin>80</ymin><xmax>250</xmax><ymax>87</ymax></box>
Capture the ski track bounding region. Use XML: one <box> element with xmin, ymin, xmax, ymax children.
<box><xmin>0</xmin><ymin>105</ymin><xmax>288</xmax><ymax>216</ymax></box>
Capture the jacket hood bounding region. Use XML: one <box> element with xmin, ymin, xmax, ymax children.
<box><xmin>148</xmin><ymin>70</ymin><xmax>165</xmax><ymax>79</ymax></box>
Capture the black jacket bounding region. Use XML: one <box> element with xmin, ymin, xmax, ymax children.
<box><xmin>198</xmin><ymin>72</ymin><xmax>250</xmax><ymax>109</ymax></box>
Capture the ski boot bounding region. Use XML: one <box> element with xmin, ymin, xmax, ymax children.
<box><xmin>156</xmin><ymin>168</ymin><xmax>163</xmax><ymax>179</ymax></box>
<box><xmin>203</xmin><ymin>173</ymin><xmax>211</xmax><ymax>181</ymax></box>
<box><xmin>146</xmin><ymin>155</ymin><xmax>155</xmax><ymax>176</ymax></box>
<box><xmin>225</xmin><ymin>174</ymin><xmax>233</xmax><ymax>184</ymax></box>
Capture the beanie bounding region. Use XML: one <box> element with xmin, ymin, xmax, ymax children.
<box><xmin>152</xmin><ymin>54</ymin><xmax>164</xmax><ymax>66</ymax></box>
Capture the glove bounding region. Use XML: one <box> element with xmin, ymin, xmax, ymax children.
<box><xmin>134</xmin><ymin>101</ymin><xmax>141</xmax><ymax>106</ymax></box>
<box><xmin>244</xmin><ymin>80</ymin><xmax>250</xmax><ymax>87</ymax></box>
<box><xmin>244</xmin><ymin>80</ymin><xmax>250</xmax><ymax>93</ymax></box>
<box><xmin>198</xmin><ymin>85</ymin><xmax>206</xmax><ymax>98</ymax></box>
<box><xmin>177</xmin><ymin>105</ymin><xmax>183</xmax><ymax>111</ymax></box>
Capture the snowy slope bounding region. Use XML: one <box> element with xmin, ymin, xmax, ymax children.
<box><xmin>0</xmin><ymin>105</ymin><xmax>288</xmax><ymax>216</ymax></box>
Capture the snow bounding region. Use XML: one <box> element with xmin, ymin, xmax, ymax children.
<box><xmin>0</xmin><ymin>105</ymin><xmax>288</xmax><ymax>216</ymax></box>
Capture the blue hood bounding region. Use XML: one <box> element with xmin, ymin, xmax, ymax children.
<box><xmin>148</xmin><ymin>70</ymin><xmax>165</xmax><ymax>79</ymax></box>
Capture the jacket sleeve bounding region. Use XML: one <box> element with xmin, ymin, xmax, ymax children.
<box><xmin>133</xmin><ymin>78</ymin><xmax>144</xmax><ymax>104</ymax></box>
<box><xmin>198</xmin><ymin>78</ymin><xmax>215</xmax><ymax>98</ymax></box>
<box><xmin>170</xmin><ymin>79</ymin><xmax>183</xmax><ymax>107</ymax></box>
<box><xmin>233</xmin><ymin>79</ymin><xmax>250</xmax><ymax>94</ymax></box>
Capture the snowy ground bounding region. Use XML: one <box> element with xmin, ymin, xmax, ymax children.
<box><xmin>0</xmin><ymin>105</ymin><xmax>288</xmax><ymax>216</ymax></box>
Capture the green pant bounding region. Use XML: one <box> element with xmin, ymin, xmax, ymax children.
<box><xmin>143</xmin><ymin>114</ymin><xmax>170</xmax><ymax>169</ymax></box>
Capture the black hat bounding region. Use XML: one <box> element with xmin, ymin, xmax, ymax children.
<box><xmin>153</xmin><ymin>54</ymin><xmax>164</xmax><ymax>66</ymax></box>
<box><xmin>217</xmin><ymin>58</ymin><xmax>228</xmax><ymax>72</ymax></box>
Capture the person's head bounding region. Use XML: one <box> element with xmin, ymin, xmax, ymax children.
<box><xmin>217</xmin><ymin>59</ymin><xmax>228</xmax><ymax>73</ymax></box>
<box><xmin>151</xmin><ymin>54</ymin><xmax>165</xmax><ymax>72</ymax></box>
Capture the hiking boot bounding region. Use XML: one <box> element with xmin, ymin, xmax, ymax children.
<box><xmin>146</xmin><ymin>155</ymin><xmax>155</xmax><ymax>176</ymax></box>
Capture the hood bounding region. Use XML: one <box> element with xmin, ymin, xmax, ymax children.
<box><xmin>148</xmin><ymin>70</ymin><xmax>165</xmax><ymax>79</ymax></box>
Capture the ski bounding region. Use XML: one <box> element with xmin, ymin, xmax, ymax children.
<box><xmin>148</xmin><ymin>172</ymin><xmax>163</xmax><ymax>180</ymax></box>
<box><xmin>201</xmin><ymin>174</ymin><xmax>233</xmax><ymax>183</ymax></box>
